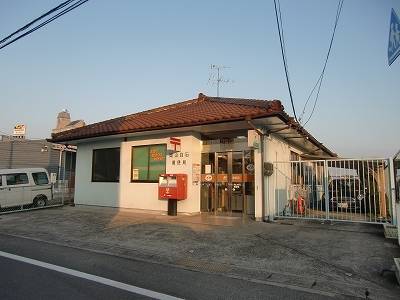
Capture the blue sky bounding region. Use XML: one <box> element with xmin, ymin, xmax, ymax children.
<box><xmin>0</xmin><ymin>0</ymin><xmax>399</xmax><ymax>157</ymax></box>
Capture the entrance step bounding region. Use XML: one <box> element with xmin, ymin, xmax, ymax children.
<box><xmin>384</xmin><ymin>224</ymin><xmax>398</xmax><ymax>239</ymax></box>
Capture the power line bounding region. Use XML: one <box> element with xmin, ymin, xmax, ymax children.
<box><xmin>300</xmin><ymin>0</ymin><xmax>344</xmax><ymax>123</ymax></box>
<box><xmin>0</xmin><ymin>0</ymin><xmax>90</xmax><ymax>51</ymax></box>
<box><xmin>0</xmin><ymin>0</ymin><xmax>76</xmax><ymax>45</ymax></box>
<box><xmin>300</xmin><ymin>0</ymin><xmax>344</xmax><ymax>127</ymax></box>
<box><xmin>273</xmin><ymin>0</ymin><xmax>298</xmax><ymax>122</ymax></box>
<box><xmin>277</xmin><ymin>0</ymin><xmax>290</xmax><ymax>83</ymax></box>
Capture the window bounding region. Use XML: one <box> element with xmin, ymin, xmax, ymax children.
<box><xmin>6</xmin><ymin>173</ymin><xmax>29</xmax><ymax>186</ymax></box>
<box><xmin>290</xmin><ymin>151</ymin><xmax>301</xmax><ymax>185</ymax></box>
<box><xmin>131</xmin><ymin>144</ymin><xmax>166</xmax><ymax>182</ymax></box>
<box><xmin>32</xmin><ymin>172</ymin><xmax>49</xmax><ymax>185</ymax></box>
<box><xmin>201</xmin><ymin>153</ymin><xmax>215</xmax><ymax>174</ymax></box>
<box><xmin>290</xmin><ymin>151</ymin><xmax>300</xmax><ymax>161</ymax></box>
<box><xmin>92</xmin><ymin>148</ymin><xmax>120</xmax><ymax>182</ymax></box>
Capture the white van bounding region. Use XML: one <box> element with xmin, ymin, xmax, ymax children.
<box><xmin>0</xmin><ymin>168</ymin><xmax>52</xmax><ymax>209</ymax></box>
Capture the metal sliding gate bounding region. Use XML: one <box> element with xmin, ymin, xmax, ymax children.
<box><xmin>273</xmin><ymin>159</ymin><xmax>394</xmax><ymax>224</ymax></box>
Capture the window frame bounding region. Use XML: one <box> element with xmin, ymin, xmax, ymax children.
<box><xmin>32</xmin><ymin>172</ymin><xmax>49</xmax><ymax>185</ymax></box>
<box><xmin>6</xmin><ymin>173</ymin><xmax>29</xmax><ymax>186</ymax></box>
<box><xmin>131</xmin><ymin>144</ymin><xmax>167</xmax><ymax>183</ymax></box>
<box><xmin>91</xmin><ymin>147</ymin><xmax>121</xmax><ymax>183</ymax></box>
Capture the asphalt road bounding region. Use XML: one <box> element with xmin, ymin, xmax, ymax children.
<box><xmin>0</xmin><ymin>233</ymin><xmax>336</xmax><ymax>300</ymax></box>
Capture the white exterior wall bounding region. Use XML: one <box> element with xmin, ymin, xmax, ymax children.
<box><xmin>74</xmin><ymin>133</ymin><xmax>201</xmax><ymax>213</ymax></box>
<box><xmin>254</xmin><ymin>145</ymin><xmax>263</xmax><ymax>220</ymax></box>
<box><xmin>74</xmin><ymin>128</ymin><xmax>302</xmax><ymax>219</ymax></box>
<box><xmin>75</xmin><ymin>139</ymin><xmax>122</xmax><ymax>207</ymax></box>
<box><xmin>264</xmin><ymin>135</ymin><xmax>303</xmax><ymax>220</ymax></box>
<box><xmin>120</xmin><ymin>134</ymin><xmax>201</xmax><ymax>213</ymax></box>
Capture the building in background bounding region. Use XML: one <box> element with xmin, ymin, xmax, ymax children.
<box><xmin>0</xmin><ymin>135</ymin><xmax>75</xmax><ymax>184</ymax></box>
<box><xmin>0</xmin><ymin>109</ymin><xmax>85</xmax><ymax>203</ymax></box>
<box><xmin>52</xmin><ymin>109</ymin><xmax>85</xmax><ymax>135</ymax></box>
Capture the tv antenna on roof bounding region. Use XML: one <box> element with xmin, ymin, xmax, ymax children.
<box><xmin>208</xmin><ymin>64</ymin><xmax>233</xmax><ymax>97</ymax></box>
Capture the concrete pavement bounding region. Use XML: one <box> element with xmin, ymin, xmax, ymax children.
<box><xmin>0</xmin><ymin>205</ymin><xmax>399</xmax><ymax>299</ymax></box>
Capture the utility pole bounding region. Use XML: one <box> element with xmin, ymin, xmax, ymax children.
<box><xmin>208</xmin><ymin>64</ymin><xmax>233</xmax><ymax>97</ymax></box>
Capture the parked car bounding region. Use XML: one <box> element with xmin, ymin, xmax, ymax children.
<box><xmin>321</xmin><ymin>178</ymin><xmax>368</xmax><ymax>212</ymax></box>
<box><xmin>0</xmin><ymin>168</ymin><xmax>52</xmax><ymax>209</ymax></box>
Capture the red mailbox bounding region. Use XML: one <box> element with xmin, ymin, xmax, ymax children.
<box><xmin>158</xmin><ymin>174</ymin><xmax>187</xmax><ymax>200</ymax></box>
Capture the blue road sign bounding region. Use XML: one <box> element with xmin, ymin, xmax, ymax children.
<box><xmin>388</xmin><ymin>8</ymin><xmax>400</xmax><ymax>66</ymax></box>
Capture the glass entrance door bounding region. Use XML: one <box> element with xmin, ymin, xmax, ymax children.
<box><xmin>201</xmin><ymin>151</ymin><xmax>254</xmax><ymax>216</ymax></box>
<box><xmin>216</xmin><ymin>153</ymin><xmax>229</xmax><ymax>213</ymax></box>
<box><xmin>231</xmin><ymin>152</ymin><xmax>244</xmax><ymax>213</ymax></box>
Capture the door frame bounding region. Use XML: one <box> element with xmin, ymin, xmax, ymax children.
<box><xmin>214</xmin><ymin>151</ymin><xmax>246</xmax><ymax>216</ymax></box>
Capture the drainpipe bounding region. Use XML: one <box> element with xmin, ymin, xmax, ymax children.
<box><xmin>246</xmin><ymin>117</ymin><xmax>267</xmax><ymax>222</ymax></box>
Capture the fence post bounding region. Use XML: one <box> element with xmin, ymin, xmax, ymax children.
<box><xmin>323</xmin><ymin>160</ymin><xmax>330</xmax><ymax>220</ymax></box>
<box><xmin>389</xmin><ymin>158</ymin><xmax>397</xmax><ymax>225</ymax></box>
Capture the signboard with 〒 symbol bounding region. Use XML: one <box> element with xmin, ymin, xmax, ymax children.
<box><xmin>388</xmin><ymin>8</ymin><xmax>400</xmax><ymax>66</ymax></box>
<box><xmin>168</xmin><ymin>137</ymin><xmax>181</xmax><ymax>152</ymax></box>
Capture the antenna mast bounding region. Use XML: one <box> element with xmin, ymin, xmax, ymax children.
<box><xmin>208</xmin><ymin>64</ymin><xmax>233</xmax><ymax>97</ymax></box>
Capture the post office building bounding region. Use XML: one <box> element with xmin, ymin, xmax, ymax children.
<box><xmin>51</xmin><ymin>93</ymin><xmax>335</xmax><ymax>221</ymax></box>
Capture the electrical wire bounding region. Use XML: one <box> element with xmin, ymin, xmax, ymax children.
<box><xmin>300</xmin><ymin>0</ymin><xmax>344</xmax><ymax>127</ymax></box>
<box><xmin>0</xmin><ymin>0</ymin><xmax>76</xmax><ymax>45</ymax></box>
<box><xmin>0</xmin><ymin>0</ymin><xmax>90</xmax><ymax>51</ymax></box>
<box><xmin>300</xmin><ymin>0</ymin><xmax>344</xmax><ymax>123</ymax></box>
<box><xmin>273</xmin><ymin>0</ymin><xmax>298</xmax><ymax>122</ymax></box>
<box><xmin>277</xmin><ymin>0</ymin><xmax>291</xmax><ymax>85</ymax></box>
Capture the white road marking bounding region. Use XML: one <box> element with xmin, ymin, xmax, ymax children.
<box><xmin>0</xmin><ymin>250</ymin><xmax>183</xmax><ymax>300</ymax></box>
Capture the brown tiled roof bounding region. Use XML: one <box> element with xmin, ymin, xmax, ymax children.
<box><xmin>50</xmin><ymin>93</ymin><xmax>284</xmax><ymax>142</ymax></box>
<box><xmin>50</xmin><ymin>93</ymin><xmax>336</xmax><ymax>157</ymax></box>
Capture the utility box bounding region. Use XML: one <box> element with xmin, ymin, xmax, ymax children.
<box><xmin>158</xmin><ymin>174</ymin><xmax>187</xmax><ymax>200</ymax></box>
<box><xmin>264</xmin><ymin>162</ymin><xmax>274</xmax><ymax>176</ymax></box>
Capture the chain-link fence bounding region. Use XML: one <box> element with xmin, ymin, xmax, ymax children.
<box><xmin>0</xmin><ymin>177</ymin><xmax>73</xmax><ymax>215</ymax></box>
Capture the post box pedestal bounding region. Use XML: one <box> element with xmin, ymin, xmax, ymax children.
<box><xmin>159</xmin><ymin>174</ymin><xmax>187</xmax><ymax>216</ymax></box>
<box><xmin>168</xmin><ymin>199</ymin><xmax>177</xmax><ymax>216</ymax></box>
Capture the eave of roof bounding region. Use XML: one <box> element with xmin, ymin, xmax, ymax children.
<box><xmin>50</xmin><ymin>93</ymin><xmax>283</xmax><ymax>141</ymax></box>
<box><xmin>49</xmin><ymin>93</ymin><xmax>336</xmax><ymax>157</ymax></box>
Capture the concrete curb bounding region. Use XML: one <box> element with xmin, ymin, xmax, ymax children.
<box><xmin>0</xmin><ymin>231</ymin><xmax>397</xmax><ymax>300</ymax></box>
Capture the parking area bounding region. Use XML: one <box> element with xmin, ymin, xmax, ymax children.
<box><xmin>273</xmin><ymin>159</ymin><xmax>394</xmax><ymax>224</ymax></box>
<box><xmin>0</xmin><ymin>205</ymin><xmax>399</xmax><ymax>299</ymax></box>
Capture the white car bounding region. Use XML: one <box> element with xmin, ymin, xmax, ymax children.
<box><xmin>0</xmin><ymin>168</ymin><xmax>52</xmax><ymax>209</ymax></box>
